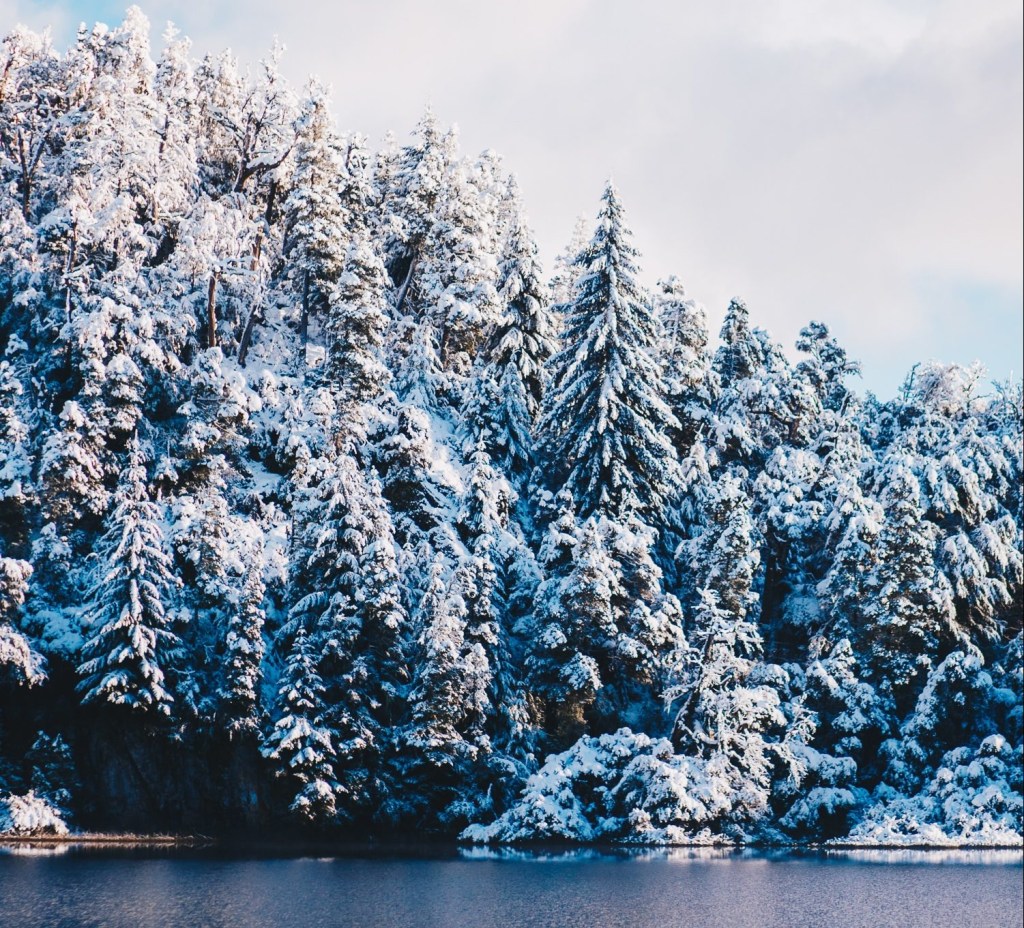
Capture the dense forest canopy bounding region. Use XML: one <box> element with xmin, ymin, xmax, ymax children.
<box><xmin>0</xmin><ymin>9</ymin><xmax>1021</xmax><ymax>845</ymax></box>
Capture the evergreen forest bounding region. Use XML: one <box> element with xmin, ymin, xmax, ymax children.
<box><xmin>0</xmin><ymin>10</ymin><xmax>1021</xmax><ymax>846</ymax></box>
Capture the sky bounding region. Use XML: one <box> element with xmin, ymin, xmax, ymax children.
<box><xmin>4</xmin><ymin>0</ymin><xmax>1022</xmax><ymax>398</ymax></box>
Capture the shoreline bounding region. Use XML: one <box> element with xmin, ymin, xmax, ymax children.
<box><xmin>0</xmin><ymin>833</ymin><xmax>214</xmax><ymax>848</ymax></box>
<box><xmin>1</xmin><ymin>833</ymin><xmax>1020</xmax><ymax>853</ymax></box>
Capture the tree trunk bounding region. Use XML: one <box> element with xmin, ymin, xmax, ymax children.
<box><xmin>64</xmin><ymin>226</ymin><xmax>78</xmax><ymax>322</ymax></box>
<box><xmin>207</xmin><ymin>273</ymin><xmax>219</xmax><ymax>349</ymax></box>
<box><xmin>250</xmin><ymin>179</ymin><xmax>277</xmax><ymax>271</ymax></box>
<box><xmin>237</xmin><ymin>304</ymin><xmax>262</xmax><ymax>367</ymax></box>
<box><xmin>300</xmin><ymin>271</ymin><xmax>310</xmax><ymax>347</ymax></box>
<box><xmin>394</xmin><ymin>250</ymin><xmax>418</xmax><ymax>317</ymax></box>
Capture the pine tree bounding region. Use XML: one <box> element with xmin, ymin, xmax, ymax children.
<box><xmin>399</xmin><ymin>558</ymin><xmax>487</xmax><ymax>825</ymax></box>
<box><xmin>456</xmin><ymin>444</ymin><xmax>532</xmax><ymax>762</ymax></box>
<box><xmin>262</xmin><ymin>626</ymin><xmax>339</xmax><ymax>823</ymax></box>
<box><xmin>655</xmin><ymin>275</ymin><xmax>715</xmax><ymax>456</ymax></box>
<box><xmin>0</xmin><ymin>557</ymin><xmax>45</xmax><ymax>685</ymax></box>
<box><xmin>418</xmin><ymin>150</ymin><xmax>500</xmax><ymax>368</ymax></box>
<box><xmin>287</xmin><ymin>450</ymin><xmax>408</xmax><ymax>817</ymax></box>
<box><xmin>0</xmin><ymin>345</ymin><xmax>34</xmax><ymax>547</ymax></box>
<box><xmin>548</xmin><ymin>214</ymin><xmax>589</xmax><ymax>306</ymax></box>
<box><xmin>283</xmin><ymin>82</ymin><xmax>350</xmax><ymax>343</ymax></box>
<box><xmin>859</xmin><ymin>458</ymin><xmax>956</xmax><ymax>706</ymax></box>
<box><xmin>528</xmin><ymin>513</ymin><xmax>683</xmax><ymax>746</ymax></box>
<box><xmin>795</xmin><ymin>321</ymin><xmax>860</xmax><ymax>414</ymax></box>
<box><xmin>324</xmin><ymin>226</ymin><xmax>390</xmax><ymax>406</ymax></box>
<box><xmin>217</xmin><ymin>557</ymin><xmax>266</xmax><ymax>739</ymax></box>
<box><xmin>76</xmin><ymin>442</ymin><xmax>180</xmax><ymax>716</ymax></box>
<box><xmin>479</xmin><ymin>205</ymin><xmax>555</xmax><ymax>479</ymax></box>
<box><xmin>381</xmin><ymin>108</ymin><xmax>450</xmax><ymax>288</ymax></box>
<box><xmin>714</xmin><ymin>298</ymin><xmax>761</xmax><ymax>388</ymax></box>
<box><xmin>538</xmin><ymin>182</ymin><xmax>678</xmax><ymax>521</ymax></box>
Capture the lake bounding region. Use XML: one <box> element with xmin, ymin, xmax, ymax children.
<box><xmin>0</xmin><ymin>845</ymin><xmax>1020</xmax><ymax>928</ymax></box>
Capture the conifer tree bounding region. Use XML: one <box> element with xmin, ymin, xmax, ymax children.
<box><xmin>667</xmin><ymin>476</ymin><xmax>800</xmax><ymax>828</ymax></box>
<box><xmin>538</xmin><ymin>182</ymin><xmax>678</xmax><ymax>521</ymax></box>
<box><xmin>860</xmin><ymin>459</ymin><xmax>956</xmax><ymax>706</ymax></box>
<box><xmin>380</xmin><ymin>108</ymin><xmax>452</xmax><ymax>310</ymax></box>
<box><xmin>0</xmin><ymin>347</ymin><xmax>33</xmax><ymax>544</ymax></box>
<box><xmin>479</xmin><ymin>206</ymin><xmax>555</xmax><ymax>479</ymax></box>
<box><xmin>324</xmin><ymin>226</ymin><xmax>390</xmax><ymax>405</ymax></box>
<box><xmin>655</xmin><ymin>275</ymin><xmax>715</xmax><ymax>456</ymax></box>
<box><xmin>398</xmin><ymin>558</ymin><xmax>488</xmax><ymax>825</ymax></box>
<box><xmin>217</xmin><ymin>557</ymin><xmax>266</xmax><ymax>739</ymax></box>
<box><xmin>262</xmin><ymin>626</ymin><xmax>339</xmax><ymax>823</ymax></box>
<box><xmin>283</xmin><ymin>83</ymin><xmax>349</xmax><ymax>341</ymax></box>
<box><xmin>287</xmin><ymin>450</ymin><xmax>408</xmax><ymax>815</ymax></box>
<box><xmin>548</xmin><ymin>214</ymin><xmax>589</xmax><ymax>306</ymax></box>
<box><xmin>76</xmin><ymin>442</ymin><xmax>180</xmax><ymax>715</ymax></box>
<box><xmin>0</xmin><ymin>557</ymin><xmax>45</xmax><ymax>685</ymax></box>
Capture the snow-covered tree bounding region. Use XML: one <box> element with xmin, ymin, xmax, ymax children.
<box><xmin>538</xmin><ymin>182</ymin><xmax>678</xmax><ymax>521</ymax></box>
<box><xmin>76</xmin><ymin>442</ymin><xmax>180</xmax><ymax>716</ymax></box>
<box><xmin>217</xmin><ymin>557</ymin><xmax>266</xmax><ymax>739</ymax></box>
<box><xmin>262</xmin><ymin>625</ymin><xmax>339</xmax><ymax>823</ymax></box>
<box><xmin>283</xmin><ymin>82</ymin><xmax>350</xmax><ymax>344</ymax></box>
<box><xmin>0</xmin><ymin>557</ymin><xmax>45</xmax><ymax>685</ymax></box>
<box><xmin>655</xmin><ymin>275</ymin><xmax>715</xmax><ymax>456</ymax></box>
<box><xmin>667</xmin><ymin>476</ymin><xmax>806</xmax><ymax>831</ymax></box>
<box><xmin>859</xmin><ymin>458</ymin><xmax>956</xmax><ymax>706</ymax></box>
<box><xmin>475</xmin><ymin>203</ymin><xmax>555</xmax><ymax>479</ymax></box>
<box><xmin>324</xmin><ymin>226</ymin><xmax>390</xmax><ymax>406</ymax></box>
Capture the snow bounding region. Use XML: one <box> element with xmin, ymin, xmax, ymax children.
<box><xmin>0</xmin><ymin>793</ymin><xmax>70</xmax><ymax>836</ymax></box>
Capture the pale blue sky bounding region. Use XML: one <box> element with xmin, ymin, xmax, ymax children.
<box><xmin>5</xmin><ymin>0</ymin><xmax>1022</xmax><ymax>398</ymax></box>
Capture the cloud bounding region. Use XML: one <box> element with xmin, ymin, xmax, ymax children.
<box><xmin>6</xmin><ymin>0</ymin><xmax>1022</xmax><ymax>396</ymax></box>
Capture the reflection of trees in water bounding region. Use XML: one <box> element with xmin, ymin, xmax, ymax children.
<box><xmin>460</xmin><ymin>845</ymin><xmax>1023</xmax><ymax>867</ymax></box>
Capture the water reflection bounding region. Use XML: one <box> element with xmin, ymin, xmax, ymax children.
<box><xmin>458</xmin><ymin>844</ymin><xmax>1023</xmax><ymax>866</ymax></box>
<box><xmin>0</xmin><ymin>844</ymin><xmax>1019</xmax><ymax>928</ymax></box>
<box><xmin>823</xmin><ymin>848</ymin><xmax>1024</xmax><ymax>866</ymax></box>
<box><xmin>0</xmin><ymin>842</ymin><xmax>71</xmax><ymax>858</ymax></box>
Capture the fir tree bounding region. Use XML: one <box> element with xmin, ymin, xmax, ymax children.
<box><xmin>324</xmin><ymin>226</ymin><xmax>390</xmax><ymax>406</ymax></box>
<box><xmin>283</xmin><ymin>82</ymin><xmax>350</xmax><ymax>343</ymax></box>
<box><xmin>667</xmin><ymin>476</ymin><xmax>802</xmax><ymax>830</ymax></box>
<box><xmin>76</xmin><ymin>442</ymin><xmax>180</xmax><ymax>716</ymax></box>
<box><xmin>479</xmin><ymin>205</ymin><xmax>555</xmax><ymax>479</ymax></box>
<box><xmin>217</xmin><ymin>557</ymin><xmax>266</xmax><ymax>739</ymax></box>
<box><xmin>859</xmin><ymin>458</ymin><xmax>956</xmax><ymax>706</ymax></box>
<box><xmin>655</xmin><ymin>275</ymin><xmax>715</xmax><ymax>456</ymax></box>
<box><xmin>262</xmin><ymin>625</ymin><xmax>339</xmax><ymax>823</ymax></box>
<box><xmin>538</xmin><ymin>182</ymin><xmax>678</xmax><ymax>521</ymax></box>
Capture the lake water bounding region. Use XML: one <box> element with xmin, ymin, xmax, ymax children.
<box><xmin>0</xmin><ymin>845</ymin><xmax>1020</xmax><ymax>928</ymax></box>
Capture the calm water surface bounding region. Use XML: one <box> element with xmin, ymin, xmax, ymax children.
<box><xmin>0</xmin><ymin>845</ymin><xmax>1020</xmax><ymax>928</ymax></box>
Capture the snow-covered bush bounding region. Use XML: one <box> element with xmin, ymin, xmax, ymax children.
<box><xmin>0</xmin><ymin>791</ymin><xmax>70</xmax><ymax>836</ymax></box>
<box><xmin>463</xmin><ymin>729</ymin><xmax>725</xmax><ymax>845</ymax></box>
<box><xmin>848</xmin><ymin>735</ymin><xmax>1023</xmax><ymax>846</ymax></box>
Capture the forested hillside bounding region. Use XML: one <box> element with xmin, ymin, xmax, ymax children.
<box><xmin>0</xmin><ymin>10</ymin><xmax>1021</xmax><ymax>845</ymax></box>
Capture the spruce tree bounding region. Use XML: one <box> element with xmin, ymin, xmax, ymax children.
<box><xmin>262</xmin><ymin>626</ymin><xmax>339</xmax><ymax>823</ymax></box>
<box><xmin>217</xmin><ymin>558</ymin><xmax>266</xmax><ymax>739</ymax></box>
<box><xmin>860</xmin><ymin>458</ymin><xmax>956</xmax><ymax>707</ymax></box>
<box><xmin>480</xmin><ymin>206</ymin><xmax>555</xmax><ymax>479</ymax></box>
<box><xmin>655</xmin><ymin>275</ymin><xmax>715</xmax><ymax>456</ymax></box>
<box><xmin>538</xmin><ymin>182</ymin><xmax>678</xmax><ymax>521</ymax></box>
<box><xmin>283</xmin><ymin>82</ymin><xmax>349</xmax><ymax>342</ymax></box>
<box><xmin>667</xmin><ymin>476</ymin><xmax>799</xmax><ymax>829</ymax></box>
<box><xmin>0</xmin><ymin>557</ymin><xmax>45</xmax><ymax>685</ymax></box>
<box><xmin>324</xmin><ymin>227</ymin><xmax>390</xmax><ymax>405</ymax></box>
<box><xmin>76</xmin><ymin>442</ymin><xmax>180</xmax><ymax>716</ymax></box>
